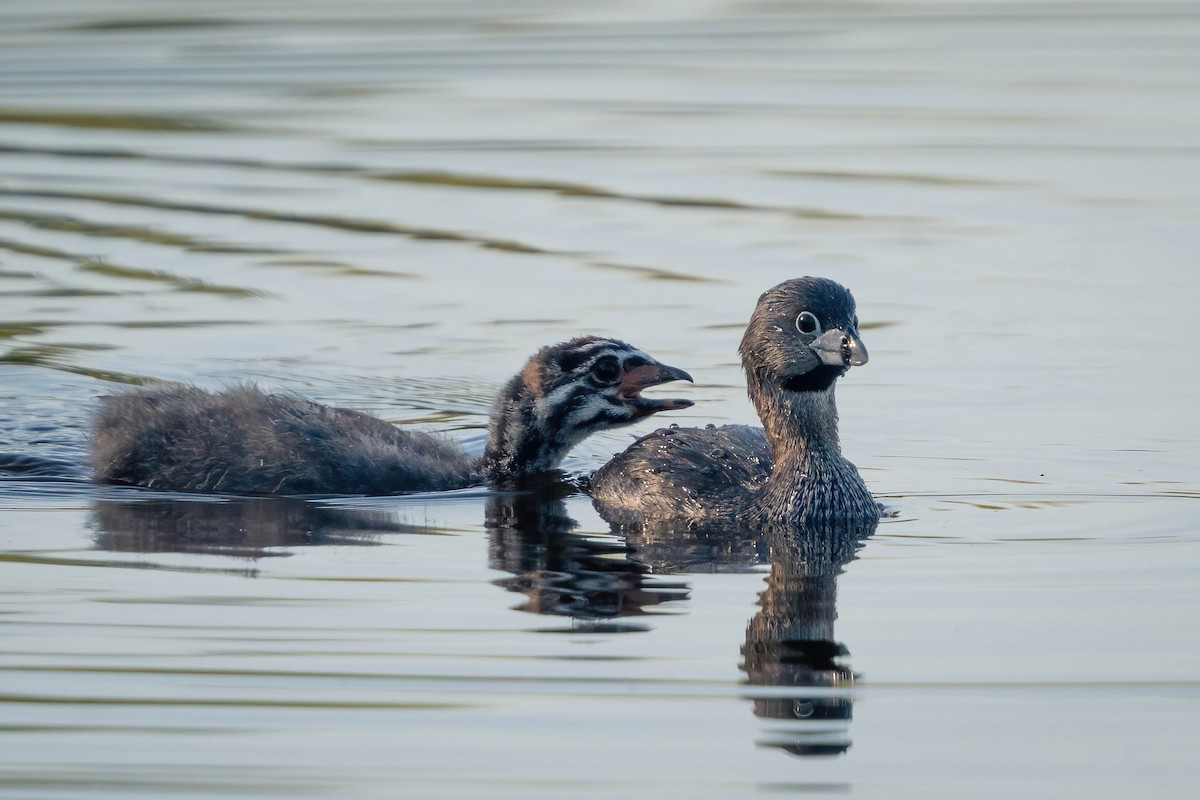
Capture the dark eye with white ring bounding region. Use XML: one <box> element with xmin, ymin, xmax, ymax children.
<box><xmin>795</xmin><ymin>311</ymin><xmax>821</xmax><ymax>335</ymax></box>
<box><xmin>590</xmin><ymin>355</ymin><xmax>620</xmax><ymax>382</ymax></box>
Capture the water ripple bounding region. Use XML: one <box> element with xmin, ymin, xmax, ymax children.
<box><xmin>0</xmin><ymin>188</ymin><xmax>552</xmax><ymax>255</ymax></box>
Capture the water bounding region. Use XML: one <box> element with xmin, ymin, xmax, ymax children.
<box><xmin>2</xmin><ymin>1</ymin><xmax>1199</xmax><ymax>797</ymax></box>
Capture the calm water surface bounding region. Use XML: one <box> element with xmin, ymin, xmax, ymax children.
<box><xmin>2</xmin><ymin>1</ymin><xmax>1198</xmax><ymax>798</ymax></box>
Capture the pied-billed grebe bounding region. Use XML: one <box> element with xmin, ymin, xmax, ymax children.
<box><xmin>92</xmin><ymin>337</ymin><xmax>692</xmax><ymax>495</ymax></box>
<box><xmin>589</xmin><ymin>277</ymin><xmax>879</xmax><ymax>528</ymax></box>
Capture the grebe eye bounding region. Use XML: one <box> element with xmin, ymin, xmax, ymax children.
<box><xmin>795</xmin><ymin>311</ymin><xmax>821</xmax><ymax>335</ymax></box>
<box><xmin>590</xmin><ymin>355</ymin><xmax>620</xmax><ymax>382</ymax></box>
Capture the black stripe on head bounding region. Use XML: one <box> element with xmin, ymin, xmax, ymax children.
<box><xmin>553</xmin><ymin>338</ymin><xmax>606</xmax><ymax>374</ymax></box>
<box><xmin>552</xmin><ymin>337</ymin><xmax>634</xmax><ymax>377</ymax></box>
<box><xmin>544</xmin><ymin>384</ymin><xmax>590</xmax><ymax>435</ymax></box>
<box><xmin>556</xmin><ymin>347</ymin><xmax>594</xmax><ymax>375</ymax></box>
<box><xmin>621</xmin><ymin>354</ymin><xmax>649</xmax><ymax>370</ymax></box>
<box><xmin>579</xmin><ymin>408</ymin><xmax>633</xmax><ymax>430</ymax></box>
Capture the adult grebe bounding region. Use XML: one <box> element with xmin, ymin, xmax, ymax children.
<box><xmin>590</xmin><ymin>278</ymin><xmax>878</xmax><ymax>528</ymax></box>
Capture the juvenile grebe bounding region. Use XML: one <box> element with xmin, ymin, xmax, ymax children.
<box><xmin>589</xmin><ymin>278</ymin><xmax>878</xmax><ymax>528</ymax></box>
<box><xmin>92</xmin><ymin>337</ymin><xmax>692</xmax><ymax>495</ymax></box>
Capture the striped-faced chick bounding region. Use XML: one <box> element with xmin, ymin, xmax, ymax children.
<box><xmin>482</xmin><ymin>336</ymin><xmax>692</xmax><ymax>484</ymax></box>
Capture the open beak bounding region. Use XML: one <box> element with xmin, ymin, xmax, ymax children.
<box><xmin>619</xmin><ymin>361</ymin><xmax>694</xmax><ymax>416</ymax></box>
<box><xmin>810</xmin><ymin>327</ymin><xmax>868</xmax><ymax>368</ymax></box>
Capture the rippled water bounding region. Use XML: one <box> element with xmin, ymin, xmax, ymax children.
<box><xmin>2</xmin><ymin>1</ymin><xmax>1199</xmax><ymax>798</ymax></box>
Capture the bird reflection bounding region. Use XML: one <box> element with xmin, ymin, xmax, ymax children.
<box><xmin>739</xmin><ymin>522</ymin><xmax>873</xmax><ymax>757</ymax></box>
<box><xmin>89</xmin><ymin>495</ymin><xmax>427</xmax><ymax>558</ymax></box>
<box><xmin>485</xmin><ymin>486</ymin><xmax>689</xmax><ymax>626</ymax></box>
<box><xmin>618</xmin><ymin>517</ymin><xmax>876</xmax><ymax>758</ymax></box>
<box><xmin>89</xmin><ymin>484</ymin><xmax>872</xmax><ymax>757</ymax></box>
